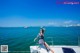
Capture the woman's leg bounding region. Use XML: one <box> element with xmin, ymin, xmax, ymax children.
<box><xmin>44</xmin><ymin>42</ymin><xmax>54</xmax><ymax>53</ymax></box>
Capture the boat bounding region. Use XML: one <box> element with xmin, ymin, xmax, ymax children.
<box><xmin>30</xmin><ymin>45</ymin><xmax>80</xmax><ymax>53</ymax></box>
<box><xmin>30</xmin><ymin>37</ymin><xmax>80</xmax><ymax>53</ymax></box>
<box><xmin>24</xmin><ymin>26</ymin><xmax>28</xmax><ymax>28</ymax></box>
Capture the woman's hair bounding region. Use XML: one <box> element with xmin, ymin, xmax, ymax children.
<box><xmin>40</xmin><ymin>28</ymin><xmax>45</xmax><ymax>34</ymax></box>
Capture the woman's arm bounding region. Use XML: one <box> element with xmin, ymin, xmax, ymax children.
<box><xmin>34</xmin><ymin>33</ymin><xmax>39</xmax><ymax>42</ymax></box>
<box><xmin>34</xmin><ymin>38</ymin><xmax>37</xmax><ymax>42</ymax></box>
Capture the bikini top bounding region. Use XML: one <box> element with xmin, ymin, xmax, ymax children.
<box><xmin>38</xmin><ymin>33</ymin><xmax>44</xmax><ymax>39</ymax></box>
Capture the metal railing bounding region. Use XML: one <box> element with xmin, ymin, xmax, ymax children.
<box><xmin>78</xmin><ymin>36</ymin><xmax>80</xmax><ymax>46</ymax></box>
<box><xmin>46</xmin><ymin>36</ymin><xmax>80</xmax><ymax>46</ymax></box>
<box><xmin>46</xmin><ymin>37</ymin><xmax>54</xmax><ymax>45</ymax></box>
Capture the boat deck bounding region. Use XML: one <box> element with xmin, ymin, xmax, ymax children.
<box><xmin>30</xmin><ymin>45</ymin><xmax>80</xmax><ymax>53</ymax></box>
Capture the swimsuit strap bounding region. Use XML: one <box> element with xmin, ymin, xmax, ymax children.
<box><xmin>39</xmin><ymin>35</ymin><xmax>44</xmax><ymax>39</ymax></box>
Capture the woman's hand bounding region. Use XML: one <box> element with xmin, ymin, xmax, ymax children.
<box><xmin>34</xmin><ymin>38</ymin><xmax>36</xmax><ymax>42</ymax></box>
<box><xmin>34</xmin><ymin>34</ymin><xmax>39</xmax><ymax>42</ymax></box>
<box><xmin>34</xmin><ymin>39</ymin><xmax>35</xmax><ymax>42</ymax></box>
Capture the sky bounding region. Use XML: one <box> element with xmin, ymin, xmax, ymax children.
<box><xmin>0</xmin><ymin>0</ymin><xmax>80</xmax><ymax>27</ymax></box>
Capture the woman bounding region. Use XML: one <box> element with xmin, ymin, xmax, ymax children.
<box><xmin>34</xmin><ymin>28</ymin><xmax>45</xmax><ymax>44</ymax></box>
<box><xmin>34</xmin><ymin>28</ymin><xmax>54</xmax><ymax>53</ymax></box>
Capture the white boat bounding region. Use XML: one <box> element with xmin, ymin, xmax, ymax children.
<box><xmin>24</xmin><ymin>26</ymin><xmax>28</xmax><ymax>28</ymax></box>
<box><xmin>30</xmin><ymin>37</ymin><xmax>80</xmax><ymax>53</ymax></box>
<box><xmin>30</xmin><ymin>45</ymin><xmax>80</xmax><ymax>53</ymax></box>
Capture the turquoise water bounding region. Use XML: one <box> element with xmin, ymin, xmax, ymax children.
<box><xmin>0</xmin><ymin>27</ymin><xmax>80</xmax><ymax>53</ymax></box>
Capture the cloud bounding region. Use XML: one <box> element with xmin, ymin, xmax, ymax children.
<box><xmin>47</xmin><ymin>20</ymin><xmax>80</xmax><ymax>27</ymax></box>
<box><xmin>76</xmin><ymin>24</ymin><xmax>80</xmax><ymax>26</ymax></box>
<box><xmin>64</xmin><ymin>20</ymin><xmax>73</xmax><ymax>24</ymax></box>
<box><xmin>48</xmin><ymin>22</ymin><xmax>56</xmax><ymax>25</ymax></box>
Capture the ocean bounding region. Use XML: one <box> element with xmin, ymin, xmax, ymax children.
<box><xmin>0</xmin><ymin>27</ymin><xmax>80</xmax><ymax>53</ymax></box>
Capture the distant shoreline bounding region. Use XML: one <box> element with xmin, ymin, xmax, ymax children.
<box><xmin>0</xmin><ymin>26</ymin><xmax>80</xmax><ymax>28</ymax></box>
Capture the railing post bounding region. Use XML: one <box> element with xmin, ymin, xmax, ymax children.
<box><xmin>78</xmin><ymin>36</ymin><xmax>80</xmax><ymax>47</ymax></box>
<box><xmin>51</xmin><ymin>37</ymin><xmax>53</xmax><ymax>45</ymax></box>
<box><xmin>47</xmin><ymin>37</ymin><xmax>54</xmax><ymax>46</ymax></box>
